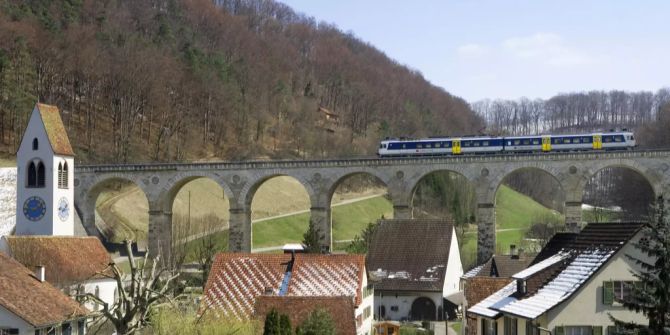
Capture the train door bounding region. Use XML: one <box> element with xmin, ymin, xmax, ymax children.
<box><xmin>452</xmin><ymin>139</ymin><xmax>461</xmax><ymax>155</ymax></box>
<box><xmin>593</xmin><ymin>135</ymin><xmax>602</xmax><ymax>150</ymax></box>
<box><xmin>542</xmin><ymin>137</ymin><xmax>551</xmax><ymax>152</ymax></box>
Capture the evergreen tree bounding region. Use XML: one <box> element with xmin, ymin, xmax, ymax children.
<box><xmin>302</xmin><ymin>219</ymin><xmax>325</xmax><ymax>254</ymax></box>
<box><xmin>295</xmin><ymin>309</ymin><xmax>336</xmax><ymax>335</ymax></box>
<box><xmin>346</xmin><ymin>221</ymin><xmax>378</xmax><ymax>254</ymax></box>
<box><xmin>263</xmin><ymin>308</ymin><xmax>292</xmax><ymax>335</ymax></box>
<box><xmin>611</xmin><ymin>196</ymin><xmax>670</xmax><ymax>335</ymax></box>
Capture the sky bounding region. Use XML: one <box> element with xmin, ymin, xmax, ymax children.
<box><xmin>278</xmin><ymin>0</ymin><xmax>670</xmax><ymax>102</ymax></box>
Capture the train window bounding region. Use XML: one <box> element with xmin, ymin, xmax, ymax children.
<box><xmin>445</xmin><ymin>142</ymin><xmax>451</xmax><ymax>147</ymax></box>
<box><xmin>417</xmin><ymin>144</ymin><xmax>422</xmax><ymax>148</ymax></box>
<box><xmin>553</xmin><ymin>138</ymin><xmax>561</xmax><ymax>144</ymax></box>
<box><xmin>630</xmin><ymin>135</ymin><xmax>635</xmax><ymax>140</ymax></box>
<box><xmin>463</xmin><ymin>142</ymin><xmax>471</xmax><ymax>147</ymax></box>
<box><xmin>483</xmin><ymin>141</ymin><xmax>489</xmax><ymax>146</ymax></box>
<box><xmin>426</xmin><ymin>143</ymin><xmax>432</xmax><ymax>148</ymax></box>
<box><xmin>583</xmin><ymin>137</ymin><xmax>591</xmax><ymax>143</ymax></box>
<box><xmin>402</xmin><ymin>144</ymin><xmax>406</xmax><ymax>149</ymax></box>
<box><xmin>532</xmin><ymin>139</ymin><xmax>540</xmax><ymax>145</ymax></box>
<box><xmin>604</xmin><ymin>137</ymin><xmax>612</xmax><ymax>142</ymax></box>
<box><xmin>435</xmin><ymin>143</ymin><xmax>441</xmax><ymax>148</ymax></box>
<box><xmin>615</xmin><ymin>136</ymin><xmax>623</xmax><ymax>142</ymax></box>
<box><xmin>514</xmin><ymin>140</ymin><xmax>521</xmax><ymax>145</ymax></box>
<box><xmin>522</xmin><ymin>139</ymin><xmax>530</xmax><ymax>145</ymax></box>
<box><xmin>474</xmin><ymin>141</ymin><xmax>480</xmax><ymax>147</ymax></box>
<box><xmin>573</xmin><ymin>138</ymin><xmax>580</xmax><ymax>143</ymax></box>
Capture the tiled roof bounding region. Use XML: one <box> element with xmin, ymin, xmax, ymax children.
<box><xmin>254</xmin><ymin>296</ymin><xmax>356</xmax><ymax>335</ymax></box>
<box><xmin>0</xmin><ymin>252</ymin><xmax>88</xmax><ymax>327</ymax></box>
<box><xmin>464</xmin><ymin>277</ymin><xmax>512</xmax><ymax>312</ymax></box>
<box><xmin>289</xmin><ymin>254</ymin><xmax>365</xmax><ymax>305</ymax></box>
<box><xmin>367</xmin><ymin>219</ymin><xmax>455</xmax><ymax>292</ymax></box>
<box><xmin>468</xmin><ymin>222</ymin><xmax>644</xmax><ymax>320</ymax></box>
<box><xmin>36</xmin><ymin>103</ymin><xmax>74</xmax><ymax>156</ymax></box>
<box><xmin>202</xmin><ymin>253</ymin><xmax>366</xmax><ymax>320</ymax></box>
<box><xmin>5</xmin><ymin>236</ymin><xmax>113</xmax><ymax>287</ymax></box>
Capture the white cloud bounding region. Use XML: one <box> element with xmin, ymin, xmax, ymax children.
<box><xmin>502</xmin><ymin>32</ymin><xmax>593</xmax><ymax>66</ymax></box>
<box><xmin>457</xmin><ymin>43</ymin><xmax>490</xmax><ymax>59</ymax></box>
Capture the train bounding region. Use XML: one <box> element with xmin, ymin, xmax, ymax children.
<box><xmin>377</xmin><ymin>131</ymin><xmax>636</xmax><ymax>157</ymax></box>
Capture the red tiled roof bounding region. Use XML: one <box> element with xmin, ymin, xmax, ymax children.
<box><xmin>0</xmin><ymin>252</ymin><xmax>88</xmax><ymax>327</ymax></box>
<box><xmin>367</xmin><ymin>219</ymin><xmax>455</xmax><ymax>292</ymax></box>
<box><xmin>5</xmin><ymin>236</ymin><xmax>113</xmax><ymax>287</ymax></box>
<box><xmin>290</xmin><ymin>254</ymin><xmax>365</xmax><ymax>305</ymax></box>
<box><xmin>202</xmin><ymin>253</ymin><xmax>366</xmax><ymax>319</ymax></box>
<box><xmin>36</xmin><ymin>103</ymin><xmax>74</xmax><ymax>156</ymax></box>
<box><xmin>254</xmin><ymin>296</ymin><xmax>356</xmax><ymax>335</ymax></box>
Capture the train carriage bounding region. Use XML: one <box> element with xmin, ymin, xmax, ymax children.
<box><xmin>378</xmin><ymin>131</ymin><xmax>635</xmax><ymax>157</ymax></box>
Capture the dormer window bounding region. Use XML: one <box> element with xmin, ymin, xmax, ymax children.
<box><xmin>32</xmin><ymin>138</ymin><xmax>38</xmax><ymax>150</ymax></box>
<box><xmin>517</xmin><ymin>279</ymin><xmax>527</xmax><ymax>295</ymax></box>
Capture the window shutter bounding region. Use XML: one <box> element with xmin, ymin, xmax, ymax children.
<box><xmin>593</xmin><ymin>326</ymin><xmax>603</xmax><ymax>335</ymax></box>
<box><xmin>555</xmin><ymin>326</ymin><xmax>564</xmax><ymax>335</ymax></box>
<box><xmin>603</xmin><ymin>281</ymin><xmax>614</xmax><ymax>305</ymax></box>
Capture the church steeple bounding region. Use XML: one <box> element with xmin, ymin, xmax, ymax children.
<box><xmin>15</xmin><ymin>103</ymin><xmax>74</xmax><ymax>236</ymax></box>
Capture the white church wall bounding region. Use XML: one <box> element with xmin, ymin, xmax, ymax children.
<box><xmin>0</xmin><ymin>168</ymin><xmax>16</xmax><ymax>237</ymax></box>
<box><xmin>16</xmin><ymin>108</ymin><xmax>56</xmax><ymax>236</ymax></box>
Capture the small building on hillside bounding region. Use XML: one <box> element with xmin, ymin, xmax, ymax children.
<box><xmin>461</xmin><ymin>247</ymin><xmax>534</xmax><ymax>335</ymax></box>
<box><xmin>366</xmin><ymin>219</ymin><xmax>463</xmax><ymax>322</ymax></box>
<box><xmin>201</xmin><ymin>252</ymin><xmax>373</xmax><ymax>335</ymax></box>
<box><xmin>0</xmin><ymin>236</ymin><xmax>116</xmax><ymax>311</ymax></box>
<box><xmin>254</xmin><ymin>296</ymin><xmax>357</xmax><ymax>335</ymax></box>
<box><xmin>468</xmin><ymin>222</ymin><xmax>647</xmax><ymax>335</ymax></box>
<box><xmin>0</xmin><ymin>252</ymin><xmax>89</xmax><ymax>335</ymax></box>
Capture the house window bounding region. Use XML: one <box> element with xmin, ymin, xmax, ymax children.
<box><xmin>603</xmin><ymin>281</ymin><xmax>638</xmax><ymax>305</ymax></box>
<box><xmin>482</xmin><ymin>319</ymin><xmax>497</xmax><ymax>335</ymax></box>
<box><xmin>78</xmin><ymin>320</ymin><xmax>86</xmax><ymax>335</ymax></box>
<box><xmin>556</xmin><ymin>326</ymin><xmax>603</xmax><ymax>335</ymax></box>
<box><xmin>95</xmin><ymin>286</ymin><xmax>100</xmax><ymax>310</ymax></box>
<box><xmin>504</xmin><ymin>317</ymin><xmax>517</xmax><ymax>335</ymax></box>
<box><xmin>526</xmin><ymin>322</ymin><xmax>540</xmax><ymax>335</ymax></box>
<box><xmin>33</xmin><ymin>138</ymin><xmax>39</xmax><ymax>150</ymax></box>
<box><xmin>364</xmin><ymin>306</ymin><xmax>372</xmax><ymax>319</ymax></box>
<box><xmin>0</xmin><ymin>329</ymin><xmax>19</xmax><ymax>335</ymax></box>
<box><xmin>62</xmin><ymin>323</ymin><xmax>72</xmax><ymax>335</ymax></box>
<box><xmin>607</xmin><ymin>325</ymin><xmax>637</xmax><ymax>335</ymax></box>
<box><xmin>58</xmin><ymin>162</ymin><xmax>69</xmax><ymax>189</ymax></box>
<box><xmin>517</xmin><ymin>279</ymin><xmax>527</xmax><ymax>295</ymax></box>
<box><xmin>27</xmin><ymin>161</ymin><xmax>46</xmax><ymax>188</ymax></box>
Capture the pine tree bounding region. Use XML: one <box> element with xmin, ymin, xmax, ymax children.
<box><xmin>263</xmin><ymin>308</ymin><xmax>292</xmax><ymax>335</ymax></box>
<box><xmin>612</xmin><ymin>196</ymin><xmax>670</xmax><ymax>335</ymax></box>
<box><xmin>295</xmin><ymin>309</ymin><xmax>336</xmax><ymax>335</ymax></box>
<box><xmin>302</xmin><ymin>219</ymin><xmax>325</xmax><ymax>254</ymax></box>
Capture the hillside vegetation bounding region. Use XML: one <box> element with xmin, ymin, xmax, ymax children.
<box><xmin>0</xmin><ymin>0</ymin><xmax>481</xmax><ymax>163</ymax></box>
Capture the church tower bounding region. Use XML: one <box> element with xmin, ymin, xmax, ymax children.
<box><xmin>15</xmin><ymin>103</ymin><xmax>75</xmax><ymax>236</ymax></box>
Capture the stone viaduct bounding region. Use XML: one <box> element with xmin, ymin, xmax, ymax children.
<box><xmin>73</xmin><ymin>150</ymin><xmax>670</xmax><ymax>263</ymax></box>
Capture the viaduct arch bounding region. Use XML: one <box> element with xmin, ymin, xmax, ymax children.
<box><xmin>74</xmin><ymin>150</ymin><xmax>670</xmax><ymax>263</ymax></box>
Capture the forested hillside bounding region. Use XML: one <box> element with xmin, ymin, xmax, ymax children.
<box><xmin>0</xmin><ymin>0</ymin><xmax>481</xmax><ymax>163</ymax></box>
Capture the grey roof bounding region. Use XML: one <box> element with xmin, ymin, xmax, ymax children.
<box><xmin>366</xmin><ymin>219</ymin><xmax>455</xmax><ymax>292</ymax></box>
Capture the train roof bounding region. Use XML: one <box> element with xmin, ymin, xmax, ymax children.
<box><xmin>382</xmin><ymin>136</ymin><xmax>503</xmax><ymax>142</ymax></box>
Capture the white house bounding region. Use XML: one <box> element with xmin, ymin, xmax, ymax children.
<box><xmin>201</xmin><ymin>251</ymin><xmax>374</xmax><ymax>335</ymax></box>
<box><xmin>0</xmin><ymin>252</ymin><xmax>89</xmax><ymax>335</ymax></box>
<box><xmin>366</xmin><ymin>219</ymin><xmax>463</xmax><ymax>322</ymax></box>
<box><xmin>15</xmin><ymin>103</ymin><xmax>74</xmax><ymax>236</ymax></box>
<box><xmin>468</xmin><ymin>222</ymin><xmax>648</xmax><ymax>335</ymax></box>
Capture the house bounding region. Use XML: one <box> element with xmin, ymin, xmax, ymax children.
<box><xmin>461</xmin><ymin>247</ymin><xmax>534</xmax><ymax>335</ymax></box>
<box><xmin>201</xmin><ymin>252</ymin><xmax>374</xmax><ymax>335</ymax></box>
<box><xmin>254</xmin><ymin>296</ymin><xmax>357</xmax><ymax>335</ymax></box>
<box><xmin>0</xmin><ymin>252</ymin><xmax>88</xmax><ymax>335</ymax></box>
<box><xmin>0</xmin><ymin>236</ymin><xmax>116</xmax><ymax>312</ymax></box>
<box><xmin>468</xmin><ymin>222</ymin><xmax>647</xmax><ymax>335</ymax></box>
<box><xmin>366</xmin><ymin>219</ymin><xmax>463</xmax><ymax>321</ymax></box>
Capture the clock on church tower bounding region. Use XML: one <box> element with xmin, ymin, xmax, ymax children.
<box><xmin>15</xmin><ymin>103</ymin><xmax>75</xmax><ymax>236</ymax></box>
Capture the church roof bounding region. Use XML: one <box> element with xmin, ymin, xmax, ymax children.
<box><xmin>0</xmin><ymin>252</ymin><xmax>88</xmax><ymax>327</ymax></box>
<box><xmin>36</xmin><ymin>103</ymin><xmax>74</xmax><ymax>156</ymax></box>
<box><xmin>3</xmin><ymin>236</ymin><xmax>113</xmax><ymax>287</ymax></box>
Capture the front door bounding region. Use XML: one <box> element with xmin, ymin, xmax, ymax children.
<box><xmin>452</xmin><ymin>140</ymin><xmax>461</xmax><ymax>155</ymax></box>
<box><xmin>593</xmin><ymin>135</ymin><xmax>602</xmax><ymax>150</ymax></box>
<box><xmin>542</xmin><ymin>136</ymin><xmax>551</xmax><ymax>152</ymax></box>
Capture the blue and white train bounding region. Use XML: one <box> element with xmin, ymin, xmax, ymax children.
<box><xmin>377</xmin><ymin>131</ymin><xmax>636</xmax><ymax>157</ymax></box>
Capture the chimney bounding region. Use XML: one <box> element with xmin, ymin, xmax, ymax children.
<box><xmin>264</xmin><ymin>287</ymin><xmax>275</xmax><ymax>295</ymax></box>
<box><xmin>35</xmin><ymin>265</ymin><xmax>45</xmax><ymax>282</ymax></box>
<box><xmin>510</xmin><ymin>244</ymin><xmax>519</xmax><ymax>259</ymax></box>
